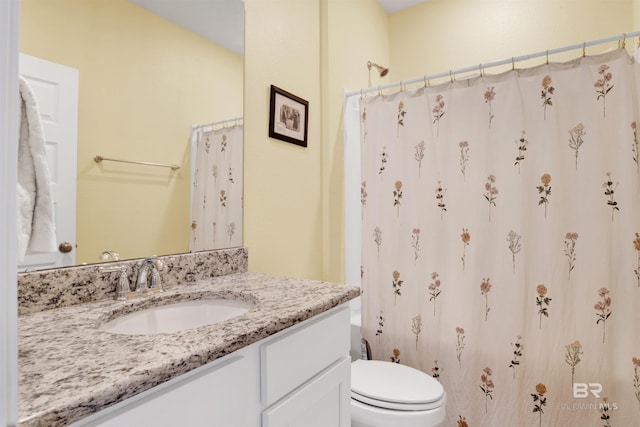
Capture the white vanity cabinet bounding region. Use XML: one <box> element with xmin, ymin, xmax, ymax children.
<box><xmin>71</xmin><ymin>304</ymin><xmax>351</xmax><ymax>427</ymax></box>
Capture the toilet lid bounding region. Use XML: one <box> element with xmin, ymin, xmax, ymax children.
<box><xmin>351</xmin><ymin>360</ymin><xmax>445</xmax><ymax>411</ymax></box>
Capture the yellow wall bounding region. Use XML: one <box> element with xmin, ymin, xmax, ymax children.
<box><xmin>19</xmin><ymin>0</ymin><xmax>243</xmax><ymax>264</ymax></box>
<box><xmin>390</xmin><ymin>0</ymin><xmax>635</xmax><ymax>83</ymax></box>
<box><xmin>244</xmin><ymin>0</ymin><xmax>323</xmax><ymax>279</ymax></box>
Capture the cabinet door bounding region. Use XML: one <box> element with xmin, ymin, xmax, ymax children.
<box><xmin>261</xmin><ymin>306</ymin><xmax>350</xmax><ymax>406</ymax></box>
<box><xmin>262</xmin><ymin>356</ymin><xmax>351</xmax><ymax>427</ymax></box>
<box><xmin>75</xmin><ymin>355</ymin><xmax>248</xmax><ymax>427</ymax></box>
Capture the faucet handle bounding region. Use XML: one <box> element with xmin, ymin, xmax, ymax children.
<box><xmin>148</xmin><ymin>256</ymin><xmax>164</xmax><ymax>293</ymax></box>
<box><xmin>99</xmin><ymin>265</ymin><xmax>132</xmax><ymax>301</ymax></box>
<box><xmin>116</xmin><ymin>270</ymin><xmax>131</xmax><ymax>301</ymax></box>
<box><xmin>148</xmin><ymin>266</ymin><xmax>164</xmax><ymax>293</ymax></box>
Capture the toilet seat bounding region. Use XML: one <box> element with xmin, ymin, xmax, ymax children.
<box><xmin>351</xmin><ymin>360</ymin><xmax>445</xmax><ymax>411</ymax></box>
<box><xmin>351</xmin><ymin>391</ymin><xmax>445</xmax><ymax>411</ymax></box>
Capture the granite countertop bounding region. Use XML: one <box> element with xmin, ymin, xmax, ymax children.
<box><xmin>18</xmin><ymin>272</ymin><xmax>360</xmax><ymax>427</ymax></box>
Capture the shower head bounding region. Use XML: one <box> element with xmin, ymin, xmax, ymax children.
<box><xmin>367</xmin><ymin>61</ymin><xmax>389</xmax><ymax>77</ymax></box>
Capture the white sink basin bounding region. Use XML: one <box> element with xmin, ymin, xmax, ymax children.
<box><xmin>99</xmin><ymin>298</ymin><xmax>254</xmax><ymax>335</ymax></box>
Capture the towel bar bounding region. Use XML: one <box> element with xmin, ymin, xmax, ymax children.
<box><xmin>94</xmin><ymin>155</ymin><xmax>180</xmax><ymax>171</ymax></box>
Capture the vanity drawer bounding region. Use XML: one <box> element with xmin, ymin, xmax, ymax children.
<box><xmin>260</xmin><ymin>305</ymin><xmax>350</xmax><ymax>406</ymax></box>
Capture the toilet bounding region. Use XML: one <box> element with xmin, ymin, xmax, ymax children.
<box><xmin>350</xmin><ymin>304</ymin><xmax>446</xmax><ymax>427</ymax></box>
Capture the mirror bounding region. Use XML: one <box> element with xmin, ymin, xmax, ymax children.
<box><xmin>18</xmin><ymin>0</ymin><xmax>244</xmax><ymax>269</ymax></box>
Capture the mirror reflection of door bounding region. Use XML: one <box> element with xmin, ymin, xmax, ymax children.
<box><xmin>18</xmin><ymin>53</ymin><xmax>78</xmax><ymax>271</ymax></box>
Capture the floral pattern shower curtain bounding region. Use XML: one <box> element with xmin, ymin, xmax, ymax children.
<box><xmin>190</xmin><ymin>124</ymin><xmax>243</xmax><ymax>251</ymax></box>
<box><xmin>360</xmin><ymin>49</ymin><xmax>640</xmax><ymax>426</ymax></box>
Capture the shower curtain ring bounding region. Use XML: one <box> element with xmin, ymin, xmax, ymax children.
<box><xmin>621</xmin><ymin>33</ymin><xmax>626</xmax><ymax>49</ymax></box>
<box><xmin>450</xmin><ymin>70</ymin><xmax>454</xmax><ymax>83</ymax></box>
<box><xmin>546</xmin><ymin>50</ymin><xmax>549</xmax><ymax>65</ymax></box>
<box><xmin>400</xmin><ymin>80</ymin><xmax>404</xmax><ymax>91</ymax></box>
<box><xmin>479</xmin><ymin>64</ymin><xmax>483</xmax><ymax>77</ymax></box>
<box><xmin>583</xmin><ymin>42</ymin><xmax>586</xmax><ymax>57</ymax></box>
<box><xmin>378</xmin><ymin>85</ymin><xmax>381</xmax><ymax>96</ymax></box>
<box><xmin>511</xmin><ymin>57</ymin><xmax>515</xmax><ymax>71</ymax></box>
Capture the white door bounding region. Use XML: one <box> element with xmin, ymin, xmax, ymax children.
<box><xmin>18</xmin><ymin>53</ymin><xmax>78</xmax><ymax>271</ymax></box>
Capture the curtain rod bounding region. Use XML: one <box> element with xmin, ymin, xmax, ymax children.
<box><xmin>345</xmin><ymin>30</ymin><xmax>640</xmax><ymax>98</ymax></box>
<box><xmin>191</xmin><ymin>116</ymin><xmax>243</xmax><ymax>131</ymax></box>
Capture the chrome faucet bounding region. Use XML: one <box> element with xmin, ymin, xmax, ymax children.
<box><xmin>135</xmin><ymin>256</ymin><xmax>165</xmax><ymax>296</ymax></box>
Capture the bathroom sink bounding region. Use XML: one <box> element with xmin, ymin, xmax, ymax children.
<box><xmin>99</xmin><ymin>298</ymin><xmax>254</xmax><ymax>335</ymax></box>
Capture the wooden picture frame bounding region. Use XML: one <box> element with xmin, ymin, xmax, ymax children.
<box><xmin>268</xmin><ymin>85</ymin><xmax>308</xmax><ymax>147</ymax></box>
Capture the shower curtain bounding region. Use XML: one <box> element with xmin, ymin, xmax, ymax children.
<box><xmin>357</xmin><ymin>48</ymin><xmax>640</xmax><ymax>426</ymax></box>
<box><xmin>189</xmin><ymin>124</ymin><xmax>243</xmax><ymax>251</ymax></box>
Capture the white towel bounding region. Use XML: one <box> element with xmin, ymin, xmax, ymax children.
<box><xmin>17</xmin><ymin>75</ymin><xmax>57</xmax><ymax>261</ymax></box>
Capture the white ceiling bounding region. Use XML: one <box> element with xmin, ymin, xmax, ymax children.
<box><xmin>129</xmin><ymin>0</ymin><xmax>245</xmax><ymax>55</ymax></box>
<box><xmin>128</xmin><ymin>0</ymin><xmax>428</xmax><ymax>57</ymax></box>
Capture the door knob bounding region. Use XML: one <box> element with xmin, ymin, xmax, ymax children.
<box><xmin>58</xmin><ymin>242</ymin><xmax>73</xmax><ymax>253</ymax></box>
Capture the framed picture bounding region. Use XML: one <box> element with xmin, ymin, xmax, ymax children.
<box><xmin>269</xmin><ymin>85</ymin><xmax>309</xmax><ymax>147</ymax></box>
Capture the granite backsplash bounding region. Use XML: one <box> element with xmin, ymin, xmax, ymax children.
<box><xmin>17</xmin><ymin>247</ymin><xmax>248</xmax><ymax>316</ymax></box>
